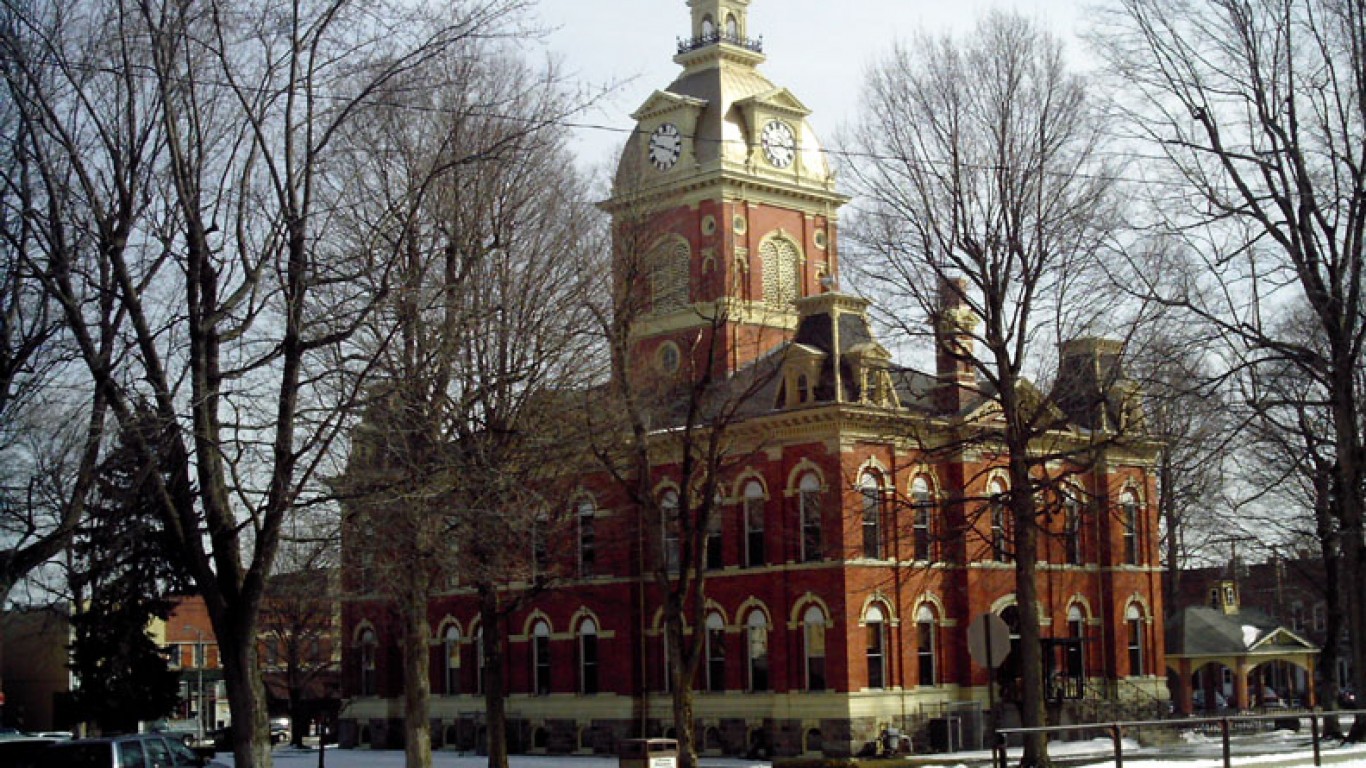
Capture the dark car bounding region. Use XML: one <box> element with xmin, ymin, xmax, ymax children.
<box><xmin>38</xmin><ymin>732</ymin><xmax>220</xmax><ymax>768</ymax></box>
<box><xmin>0</xmin><ymin>737</ymin><xmax>59</xmax><ymax>768</ymax></box>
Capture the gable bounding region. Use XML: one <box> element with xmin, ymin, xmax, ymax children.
<box><xmin>631</xmin><ymin>90</ymin><xmax>708</xmax><ymax>122</ymax></box>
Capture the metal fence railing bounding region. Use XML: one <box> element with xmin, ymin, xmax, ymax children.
<box><xmin>994</xmin><ymin>710</ymin><xmax>1364</xmax><ymax>768</ymax></box>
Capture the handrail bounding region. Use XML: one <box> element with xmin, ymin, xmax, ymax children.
<box><xmin>676</xmin><ymin>31</ymin><xmax>764</xmax><ymax>55</ymax></box>
<box><xmin>993</xmin><ymin>709</ymin><xmax>1362</xmax><ymax>768</ymax></box>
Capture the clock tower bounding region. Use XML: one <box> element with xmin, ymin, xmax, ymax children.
<box><xmin>604</xmin><ymin>0</ymin><xmax>848</xmax><ymax>382</ymax></box>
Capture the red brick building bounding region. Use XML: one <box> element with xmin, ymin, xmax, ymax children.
<box><xmin>338</xmin><ymin>0</ymin><xmax>1166</xmax><ymax>758</ymax></box>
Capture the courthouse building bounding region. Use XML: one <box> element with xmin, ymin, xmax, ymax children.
<box><xmin>338</xmin><ymin>0</ymin><xmax>1166</xmax><ymax>757</ymax></box>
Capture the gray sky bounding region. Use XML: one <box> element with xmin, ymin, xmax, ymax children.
<box><xmin>541</xmin><ymin>0</ymin><xmax>1092</xmax><ymax>175</ymax></box>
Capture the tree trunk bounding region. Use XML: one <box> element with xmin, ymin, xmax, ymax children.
<box><xmin>668</xmin><ymin>646</ymin><xmax>697</xmax><ymax>768</ymax></box>
<box><xmin>1009</xmin><ymin>449</ymin><xmax>1049</xmax><ymax>768</ymax></box>
<box><xmin>401</xmin><ymin>581</ymin><xmax>433</xmax><ymax>768</ymax></box>
<box><xmin>1328</xmin><ymin>365</ymin><xmax>1366</xmax><ymax>741</ymax></box>
<box><xmin>479</xmin><ymin>587</ymin><xmax>509</xmax><ymax>768</ymax></box>
<box><xmin>221</xmin><ymin>623</ymin><xmax>272</xmax><ymax>768</ymax></box>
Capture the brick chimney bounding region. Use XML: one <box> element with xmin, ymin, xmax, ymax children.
<box><xmin>933</xmin><ymin>277</ymin><xmax>979</xmax><ymax>414</ymax></box>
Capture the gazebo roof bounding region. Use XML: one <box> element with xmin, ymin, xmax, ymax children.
<box><xmin>1166</xmin><ymin>605</ymin><xmax>1317</xmax><ymax>659</ymax></box>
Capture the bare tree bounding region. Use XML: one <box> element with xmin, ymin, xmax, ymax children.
<box><xmin>845</xmin><ymin>13</ymin><xmax>1125</xmax><ymax>766</ymax></box>
<box><xmin>1096</xmin><ymin>0</ymin><xmax>1366</xmax><ymax>730</ymax></box>
<box><xmin>0</xmin><ymin>0</ymin><xmax>537</xmax><ymax>763</ymax></box>
<box><xmin>340</xmin><ymin>49</ymin><xmax>600</xmax><ymax>768</ymax></box>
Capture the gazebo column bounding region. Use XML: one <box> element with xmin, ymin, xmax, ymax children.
<box><xmin>1176</xmin><ymin>659</ymin><xmax>1194</xmax><ymax>715</ymax></box>
<box><xmin>1233</xmin><ymin>660</ymin><xmax>1250</xmax><ymax>710</ymax></box>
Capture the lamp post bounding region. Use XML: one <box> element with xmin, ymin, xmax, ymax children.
<box><xmin>183</xmin><ymin>626</ymin><xmax>205</xmax><ymax>739</ymax></box>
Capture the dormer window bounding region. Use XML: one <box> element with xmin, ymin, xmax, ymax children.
<box><xmin>797</xmin><ymin>374</ymin><xmax>810</xmax><ymax>403</ymax></box>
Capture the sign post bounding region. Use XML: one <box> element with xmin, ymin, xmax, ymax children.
<box><xmin>967</xmin><ymin>613</ymin><xmax>1011</xmax><ymax>750</ymax></box>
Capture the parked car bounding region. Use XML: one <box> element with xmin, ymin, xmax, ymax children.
<box><xmin>38</xmin><ymin>732</ymin><xmax>223</xmax><ymax>768</ymax></box>
<box><xmin>0</xmin><ymin>737</ymin><xmax>59</xmax><ymax>768</ymax></box>
<box><xmin>1193</xmin><ymin>689</ymin><xmax>1229</xmax><ymax>711</ymax></box>
<box><xmin>1261</xmin><ymin>687</ymin><xmax>1288</xmax><ymax>708</ymax></box>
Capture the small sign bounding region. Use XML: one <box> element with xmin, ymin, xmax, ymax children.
<box><xmin>967</xmin><ymin>612</ymin><xmax>1011</xmax><ymax>668</ymax></box>
<box><xmin>650</xmin><ymin>758</ymin><xmax>676</xmax><ymax>768</ymax></box>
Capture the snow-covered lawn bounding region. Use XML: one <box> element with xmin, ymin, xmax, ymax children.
<box><xmin>218</xmin><ymin>732</ymin><xmax>1366</xmax><ymax>768</ymax></box>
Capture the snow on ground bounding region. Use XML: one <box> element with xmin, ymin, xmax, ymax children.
<box><xmin>218</xmin><ymin>728</ymin><xmax>1366</xmax><ymax>767</ymax></box>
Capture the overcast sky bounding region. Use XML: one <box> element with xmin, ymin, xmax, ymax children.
<box><xmin>540</xmin><ymin>0</ymin><xmax>1093</xmax><ymax>176</ymax></box>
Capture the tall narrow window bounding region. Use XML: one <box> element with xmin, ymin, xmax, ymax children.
<box><xmin>799</xmin><ymin>473</ymin><xmax>823</xmax><ymax>562</ymax></box>
<box><xmin>705</xmin><ymin>508</ymin><xmax>724</xmax><ymax>570</ymax></box>
<box><xmin>803</xmin><ymin>605</ymin><xmax>827</xmax><ymax>691</ymax></box>
<box><xmin>579</xmin><ymin>619</ymin><xmax>599</xmax><ymax>695</ymax></box>
<box><xmin>746</xmin><ymin>611</ymin><xmax>770</xmax><ymax>692</ymax></box>
<box><xmin>1121</xmin><ymin>492</ymin><xmax>1140</xmax><ymax>565</ymax></box>
<box><xmin>660</xmin><ymin>632</ymin><xmax>672</xmax><ymax>693</ymax></box>
<box><xmin>705</xmin><ymin>613</ymin><xmax>726</xmax><ymax>692</ymax></box>
<box><xmin>475</xmin><ymin>627</ymin><xmax>485</xmax><ymax>695</ymax></box>
<box><xmin>989</xmin><ymin>481</ymin><xmax>1011</xmax><ymax>562</ymax></box>
<box><xmin>865</xmin><ymin>605</ymin><xmax>886</xmax><ymax>690</ymax></box>
<box><xmin>578</xmin><ymin>499</ymin><xmax>596</xmax><ymax>577</ymax></box>
<box><xmin>443</xmin><ymin>626</ymin><xmax>461</xmax><ymax>695</ymax></box>
<box><xmin>661</xmin><ymin>489</ymin><xmax>680</xmax><ymax>574</ymax></box>
<box><xmin>912</xmin><ymin>477</ymin><xmax>934</xmax><ymax>562</ymax></box>
<box><xmin>1063</xmin><ymin>492</ymin><xmax>1082</xmax><ymax>565</ymax></box>
<box><xmin>359</xmin><ymin>629</ymin><xmax>377</xmax><ymax>696</ymax></box>
<box><xmin>532</xmin><ymin>512</ymin><xmax>550</xmax><ymax>575</ymax></box>
<box><xmin>725</xmin><ymin>13</ymin><xmax>738</xmax><ymax>38</ymax></box>
<box><xmin>861</xmin><ymin>474</ymin><xmax>882</xmax><ymax>558</ymax></box>
<box><xmin>1126</xmin><ymin>604</ymin><xmax>1145</xmax><ymax>676</ymax></box>
<box><xmin>533</xmin><ymin>621</ymin><xmax>552</xmax><ymax>695</ymax></box>
<box><xmin>744</xmin><ymin>481</ymin><xmax>766</xmax><ymax>567</ymax></box>
<box><xmin>1067</xmin><ymin>605</ymin><xmax>1086</xmax><ymax>682</ymax></box>
<box><xmin>916</xmin><ymin>604</ymin><xmax>938</xmax><ymax>686</ymax></box>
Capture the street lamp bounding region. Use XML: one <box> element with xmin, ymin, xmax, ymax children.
<box><xmin>183</xmin><ymin>626</ymin><xmax>205</xmax><ymax>738</ymax></box>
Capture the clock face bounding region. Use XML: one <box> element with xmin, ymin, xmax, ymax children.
<box><xmin>649</xmin><ymin>123</ymin><xmax>683</xmax><ymax>171</ymax></box>
<box><xmin>761</xmin><ymin>120</ymin><xmax>797</xmax><ymax>169</ymax></box>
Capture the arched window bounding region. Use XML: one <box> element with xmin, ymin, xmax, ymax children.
<box><xmin>1121</xmin><ymin>492</ymin><xmax>1140</xmax><ymax>565</ymax></box>
<box><xmin>443</xmin><ymin>625</ymin><xmax>460</xmax><ymax>695</ymax></box>
<box><xmin>661</xmin><ymin>489</ymin><xmax>680</xmax><ymax>574</ymax></box>
<box><xmin>1125</xmin><ymin>604</ymin><xmax>1145</xmax><ymax>676</ymax></box>
<box><xmin>865</xmin><ymin>604</ymin><xmax>887</xmax><ymax>689</ymax></box>
<box><xmin>1067</xmin><ymin>605</ymin><xmax>1086</xmax><ymax>682</ymax></box>
<box><xmin>359</xmin><ymin>629</ymin><xmax>378</xmax><ymax>696</ymax></box>
<box><xmin>579</xmin><ymin>618</ymin><xmax>599</xmax><ymax>695</ymax></box>
<box><xmin>1063</xmin><ymin>490</ymin><xmax>1082</xmax><ymax>565</ymax></box>
<box><xmin>861</xmin><ymin>473</ymin><xmax>882</xmax><ymax>559</ymax></box>
<box><xmin>532</xmin><ymin>620</ymin><xmax>551</xmax><ymax>695</ymax></box>
<box><xmin>916</xmin><ymin>604</ymin><xmax>938</xmax><ymax>687</ymax></box>
<box><xmin>803</xmin><ymin>605</ymin><xmax>827</xmax><ymax>691</ymax></box>
<box><xmin>701</xmin><ymin>14</ymin><xmax>715</xmax><ymax>37</ymax></box>
<box><xmin>799</xmin><ymin>473</ymin><xmax>823</xmax><ymax>562</ymax></box>
<box><xmin>578</xmin><ymin>499</ymin><xmax>596</xmax><ymax>577</ymax></box>
<box><xmin>725</xmin><ymin>13</ymin><xmax>738</xmax><ymax>38</ymax></box>
<box><xmin>989</xmin><ymin>480</ymin><xmax>1011</xmax><ymax>562</ymax></box>
<box><xmin>746</xmin><ymin>610</ymin><xmax>770</xmax><ymax>692</ymax></box>
<box><xmin>705</xmin><ymin>612</ymin><xmax>726</xmax><ymax>692</ymax></box>
<box><xmin>760</xmin><ymin>237</ymin><xmax>801</xmax><ymax>309</ymax></box>
<box><xmin>912</xmin><ymin>477</ymin><xmax>934</xmax><ymax>562</ymax></box>
<box><xmin>744</xmin><ymin>480</ymin><xmax>766</xmax><ymax>567</ymax></box>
